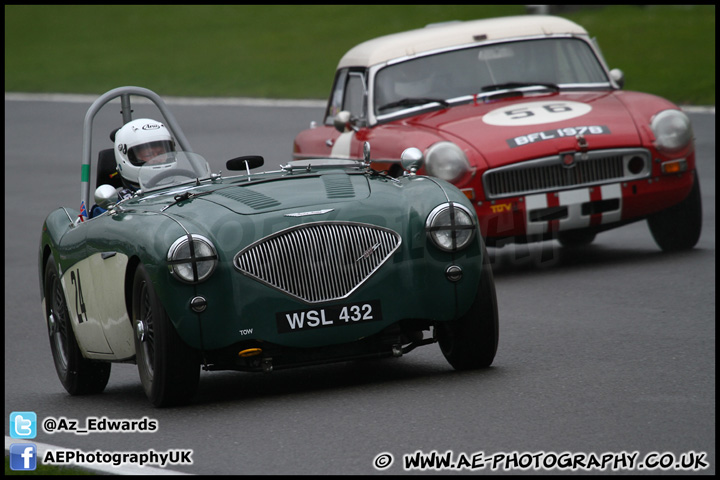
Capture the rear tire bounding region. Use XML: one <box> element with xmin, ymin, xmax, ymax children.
<box><xmin>43</xmin><ymin>255</ymin><xmax>110</xmax><ymax>395</ymax></box>
<box><xmin>132</xmin><ymin>264</ymin><xmax>200</xmax><ymax>407</ymax></box>
<box><xmin>648</xmin><ymin>171</ymin><xmax>702</xmax><ymax>251</ymax></box>
<box><xmin>437</xmin><ymin>246</ymin><xmax>499</xmax><ymax>370</ymax></box>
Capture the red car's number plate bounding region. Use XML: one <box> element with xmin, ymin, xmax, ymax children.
<box><xmin>276</xmin><ymin>300</ymin><xmax>382</xmax><ymax>333</ymax></box>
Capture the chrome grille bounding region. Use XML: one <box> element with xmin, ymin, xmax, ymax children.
<box><xmin>234</xmin><ymin>222</ymin><xmax>401</xmax><ymax>303</ymax></box>
<box><xmin>483</xmin><ymin>148</ymin><xmax>650</xmax><ymax>199</ymax></box>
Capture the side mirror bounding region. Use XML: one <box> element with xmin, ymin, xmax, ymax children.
<box><xmin>610</xmin><ymin>68</ymin><xmax>624</xmax><ymax>89</ymax></box>
<box><xmin>363</xmin><ymin>141</ymin><xmax>371</xmax><ymax>163</ymax></box>
<box><xmin>94</xmin><ymin>184</ymin><xmax>118</xmax><ymax>209</ymax></box>
<box><xmin>401</xmin><ymin>147</ymin><xmax>424</xmax><ymax>175</ymax></box>
<box><xmin>226</xmin><ymin>155</ymin><xmax>264</xmax><ymax>171</ymax></box>
<box><xmin>333</xmin><ymin>111</ymin><xmax>353</xmax><ymax>133</ymax></box>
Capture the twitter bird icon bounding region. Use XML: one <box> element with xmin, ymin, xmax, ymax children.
<box><xmin>10</xmin><ymin>411</ymin><xmax>37</xmax><ymax>439</ymax></box>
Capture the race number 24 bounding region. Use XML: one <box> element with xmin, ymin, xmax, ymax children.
<box><xmin>70</xmin><ymin>269</ymin><xmax>88</xmax><ymax>324</ymax></box>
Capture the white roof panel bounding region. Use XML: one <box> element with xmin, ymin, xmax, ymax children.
<box><xmin>338</xmin><ymin>15</ymin><xmax>589</xmax><ymax>68</ymax></box>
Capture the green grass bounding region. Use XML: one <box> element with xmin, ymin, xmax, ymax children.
<box><xmin>566</xmin><ymin>5</ymin><xmax>715</xmax><ymax>105</ymax></box>
<box><xmin>4</xmin><ymin>5</ymin><xmax>714</xmax><ymax>104</ymax></box>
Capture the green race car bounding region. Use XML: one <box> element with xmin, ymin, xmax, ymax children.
<box><xmin>39</xmin><ymin>87</ymin><xmax>498</xmax><ymax>407</ymax></box>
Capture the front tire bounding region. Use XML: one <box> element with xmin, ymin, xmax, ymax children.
<box><xmin>43</xmin><ymin>255</ymin><xmax>110</xmax><ymax>395</ymax></box>
<box><xmin>437</xmin><ymin>246</ymin><xmax>499</xmax><ymax>370</ymax></box>
<box><xmin>132</xmin><ymin>264</ymin><xmax>200</xmax><ymax>407</ymax></box>
<box><xmin>647</xmin><ymin>171</ymin><xmax>702</xmax><ymax>251</ymax></box>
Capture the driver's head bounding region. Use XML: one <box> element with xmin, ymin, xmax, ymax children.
<box><xmin>114</xmin><ymin>118</ymin><xmax>175</xmax><ymax>188</ymax></box>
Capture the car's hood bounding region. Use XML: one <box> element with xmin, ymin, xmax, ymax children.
<box><xmin>200</xmin><ymin>172</ymin><xmax>372</xmax><ymax>215</ymax></box>
<box><xmin>133</xmin><ymin>171</ymin><xmax>371</xmax><ymax>216</ymax></box>
<box><xmin>131</xmin><ymin>169</ymin><xmax>466</xmax><ymax>233</ymax></box>
<box><xmin>125</xmin><ymin>169</ymin><xmax>470</xmax><ymax>259</ymax></box>
<box><xmin>404</xmin><ymin>92</ymin><xmax>645</xmax><ymax>169</ymax></box>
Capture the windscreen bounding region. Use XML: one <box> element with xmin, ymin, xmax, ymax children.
<box><xmin>374</xmin><ymin>38</ymin><xmax>609</xmax><ymax>116</ymax></box>
<box><xmin>137</xmin><ymin>151</ymin><xmax>211</xmax><ymax>190</ymax></box>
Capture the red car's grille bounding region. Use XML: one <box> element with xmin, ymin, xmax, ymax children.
<box><xmin>234</xmin><ymin>222</ymin><xmax>401</xmax><ymax>303</ymax></box>
<box><xmin>482</xmin><ymin>148</ymin><xmax>651</xmax><ymax>199</ymax></box>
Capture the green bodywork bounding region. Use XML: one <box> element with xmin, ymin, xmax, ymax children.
<box><xmin>40</xmin><ymin>166</ymin><xmax>485</xmax><ymax>356</ymax></box>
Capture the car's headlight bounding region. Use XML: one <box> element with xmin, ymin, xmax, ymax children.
<box><xmin>167</xmin><ymin>234</ymin><xmax>218</xmax><ymax>283</ymax></box>
<box><xmin>651</xmin><ymin>109</ymin><xmax>693</xmax><ymax>153</ymax></box>
<box><xmin>426</xmin><ymin>202</ymin><xmax>477</xmax><ymax>252</ymax></box>
<box><xmin>424</xmin><ymin>141</ymin><xmax>470</xmax><ymax>183</ymax></box>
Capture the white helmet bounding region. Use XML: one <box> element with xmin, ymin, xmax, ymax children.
<box><xmin>114</xmin><ymin>118</ymin><xmax>176</xmax><ymax>188</ymax></box>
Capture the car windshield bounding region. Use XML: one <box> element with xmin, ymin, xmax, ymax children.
<box><xmin>286</xmin><ymin>159</ymin><xmax>362</xmax><ymax>169</ymax></box>
<box><xmin>374</xmin><ymin>38</ymin><xmax>609</xmax><ymax>116</ymax></box>
<box><xmin>137</xmin><ymin>151</ymin><xmax>211</xmax><ymax>190</ymax></box>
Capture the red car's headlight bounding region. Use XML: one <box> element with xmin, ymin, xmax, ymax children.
<box><xmin>651</xmin><ymin>109</ymin><xmax>693</xmax><ymax>153</ymax></box>
<box><xmin>425</xmin><ymin>142</ymin><xmax>470</xmax><ymax>183</ymax></box>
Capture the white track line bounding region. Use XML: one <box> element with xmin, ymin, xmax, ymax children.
<box><xmin>4</xmin><ymin>92</ymin><xmax>713</xmax><ymax>113</ymax></box>
<box><xmin>4</xmin><ymin>92</ymin><xmax>326</xmax><ymax>108</ymax></box>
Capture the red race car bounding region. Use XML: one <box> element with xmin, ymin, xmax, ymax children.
<box><xmin>293</xmin><ymin>15</ymin><xmax>702</xmax><ymax>250</ymax></box>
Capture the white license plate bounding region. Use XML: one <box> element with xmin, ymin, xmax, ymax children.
<box><xmin>276</xmin><ymin>300</ymin><xmax>382</xmax><ymax>333</ymax></box>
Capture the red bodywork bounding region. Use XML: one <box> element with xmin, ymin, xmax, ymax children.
<box><xmin>294</xmin><ymin>90</ymin><xmax>695</xmax><ymax>243</ymax></box>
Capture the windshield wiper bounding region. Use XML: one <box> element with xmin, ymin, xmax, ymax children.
<box><xmin>378</xmin><ymin>97</ymin><xmax>450</xmax><ymax>112</ymax></box>
<box><xmin>481</xmin><ymin>82</ymin><xmax>560</xmax><ymax>93</ymax></box>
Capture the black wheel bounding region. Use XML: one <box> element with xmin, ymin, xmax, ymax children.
<box><xmin>557</xmin><ymin>230</ymin><xmax>596</xmax><ymax>248</ymax></box>
<box><xmin>132</xmin><ymin>264</ymin><xmax>200</xmax><ymax>407</ymax></box>
<box><xmin>43</xmin><ymin>255</ymin><xmax>110</xmax><ymax>395</ymax></box>
<box><xmin>647</xmin><ymin>171</ymin><xmax>702</xmax><ymax>251</ymax></box>
<box><xmin>437</xmin><ymin>246</ymin><xmax>499</xmax><ymax>370</ymax></box>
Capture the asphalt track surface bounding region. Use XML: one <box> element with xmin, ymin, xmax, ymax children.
<box><xmin>4</xmin><ymin>95</ymin><xmax>715</xmax><ymax>475</ymax></box>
